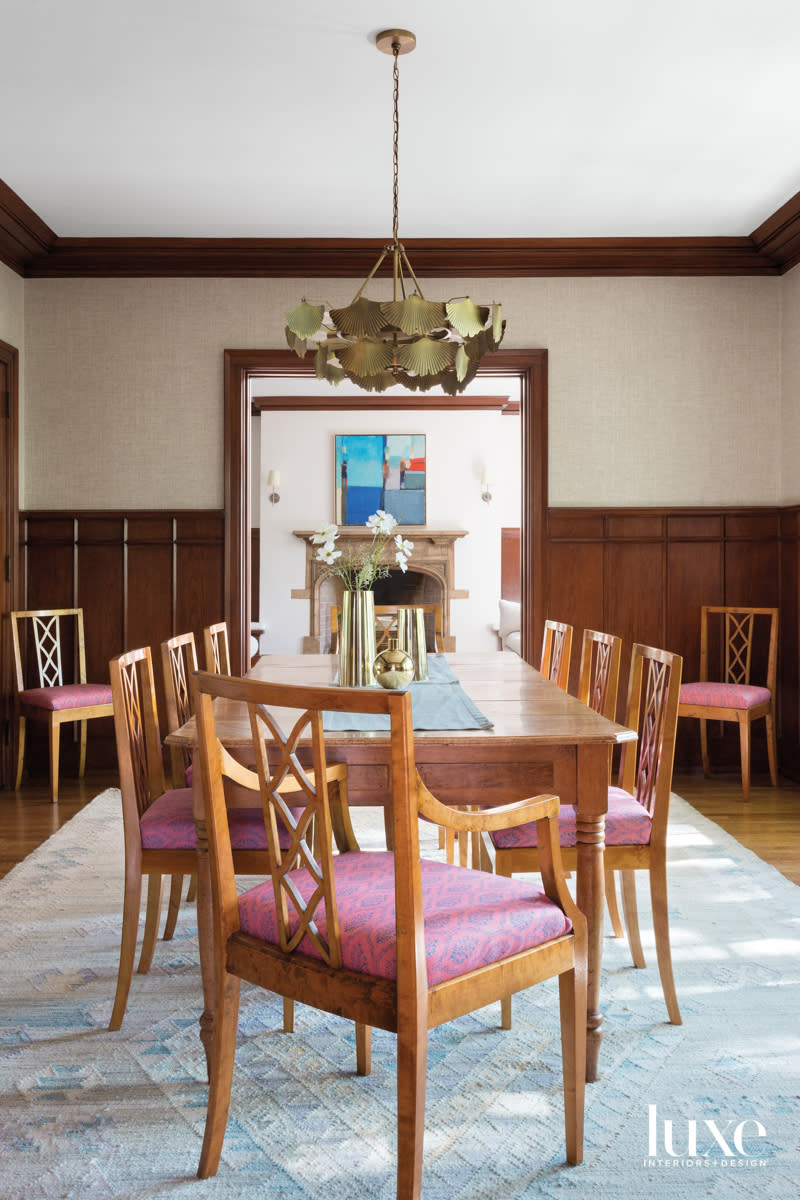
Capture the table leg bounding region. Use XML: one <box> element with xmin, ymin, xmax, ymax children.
<box><xmin>575</xmin><ymin>742</ymin><xmax>608</xmax><ymax>1082</ymax></box>
<box><xmin>192</xmin><ymin>758</ymin><xmax>215</xmax><ymax>1079</ymax></box>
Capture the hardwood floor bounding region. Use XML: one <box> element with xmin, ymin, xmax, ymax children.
<box><xmin>0</xmin><ymin>765</ymin><xmax>798</xmax><ymax>885</ymax></box>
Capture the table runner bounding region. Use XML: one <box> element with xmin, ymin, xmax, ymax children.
<box><xmin>323</xmin><ymin>655</ymin><xmax>493</xmax><ymax>731</ymax></box>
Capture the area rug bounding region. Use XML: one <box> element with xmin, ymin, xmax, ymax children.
<box><xmin>1</xmin><ymin>790</ymin><xmax>798</xmax><ymax>1199</ymax></box>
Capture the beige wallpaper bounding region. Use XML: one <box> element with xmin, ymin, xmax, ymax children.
<box><xmin>22</xmin><ymin>273</ymin><xmax>782</xmax><ymax>510</ymax></box>
<box><xmin>781</xmin><ymin>265</ymin><xmax>800</xmax><ymax>505</ymax></box>
<box><xmin>0</xmin><ymin>260</ymin><xmax>24</xmax><ymax>351</ymax></box>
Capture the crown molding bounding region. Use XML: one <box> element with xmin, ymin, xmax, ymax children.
<box><xmin>0</xmin><ymin>179</ymin><xmax>56</xmax><ymax>274</ymax></box>
<box><xmin>3</xmin><ymin>175</ymin><xmax>800</xmax><ymax>279</ymax></box>
<box><xmin>750</xmin><ymin>189</ymin><xmax>800</xmax><ymax>274</ymax></box>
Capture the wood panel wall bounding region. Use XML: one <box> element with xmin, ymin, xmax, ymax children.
<box><xmin>7</xmin><ymin>510</ymin><xmax>225</xmax><ymax>779</ymax></box>
<box><xmin>546</xmin><ymin>506</ymin><xmax>798</xmax><ymax>774</ymax></box>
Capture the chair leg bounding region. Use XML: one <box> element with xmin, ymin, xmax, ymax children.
<box><xmin>356</xmin><ymin>1022</ymin><xmax>372</xmax><ymax>1076</ymax></box>
<box><xmin>282</xmin><ymin>996</ymin><xmax>294</xmax><ymax>1033</ymax></box>
<box><xmin>605</xmin><ymin>868</ymin><xmax>625</xmax><ymax>938</ymax></box>
<box><xmin>78</xmin><ymin>718</ymin><xmax>88</xmax><ymax>778</ymax></box>
<box><xmin>620</xmin><ymin>870</ymin><xmax>646</xmax><ymax>968</ymax></box>
<box><xmin>699</xmin><ymin>717</ymin><xmax>710</xmax><ymax>778</ymax></box>
<box><xmin>198</xmin><ymin>972</ymin><xmax>242</xmax><ymax>1179</ymax></box>
<box><xmin>395</xmin><ymin>1005</ymin><xmax>427</xmax><ymax>1200</ymax></box>
<box><xmin>14</xmin><ymin>715</ymin><xmax>25</xmax><ymax>789</ymax></box>
<box><xmin>765</xmin><ymin>708</ymin><xmax>778</xmax><ymax>787</ymax></box>
<box><xmin>737</xmin><ymin>713</ymin><xmax>751</xmax><ymax>801</ymax></box>
<box><xmin>137</xmin><ymin>873</ymin><xmax>164</xmax><ymax>974</ymax></box>
<box><xmin>109</xmin><ymin>866</ymin><xmax>143</xmax><ymax>1031</ymax></box>
<box><xmin>48</xmin><ymin>716</ymin><xmax>61</xmax><ymax>804</ymax></box>
<box><xmin>649</xmin><ymin>858</ymin><xmax>682</xmax><ymax>1025</ymax></box>
<box><xmin>500</xmin><ymin>995</ymin><xmax>512</xmax><ymax>1030</ymax></box>
<box><xmin>558</xmin><ymin>967</ymin><xmax>586</xmax><ymax>1165</ymax></box>
<box><xmin>186</xmin><ymin>874</ymin><xmax>198</xmax><ymax>903</ymax></box>
<box><xmin>163</xmin><ymin>874</ymin><xmax>184</xmax><ymax>941</ymax></box>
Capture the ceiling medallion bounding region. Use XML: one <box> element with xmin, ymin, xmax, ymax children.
<box><xmin>284</xmin><ymin>28</ymin><xmax>505</xmax><ymax>394</ymax></box>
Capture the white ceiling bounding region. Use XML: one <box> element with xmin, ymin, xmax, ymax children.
<box><xmin>3</xmin><ymin>0</ymin><xmax>800</xmax><ymax>240</ymax></box>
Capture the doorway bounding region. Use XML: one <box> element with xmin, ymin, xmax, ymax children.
<box><xmin>222</xmin><ymin>347</ymin><xmax>548</xmax><ymax>673</ymax></box>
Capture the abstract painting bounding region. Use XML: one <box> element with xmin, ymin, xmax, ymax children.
<box><xmin>335</xmin><ymin>434</ymin><xmax>426</xmax><ymax>526</ymax></box>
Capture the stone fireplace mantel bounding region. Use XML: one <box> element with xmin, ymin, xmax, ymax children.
<box><xmin>292</xmin><ymin>529</ymin><xmax>469</xmax><ymax>653</ymax></box>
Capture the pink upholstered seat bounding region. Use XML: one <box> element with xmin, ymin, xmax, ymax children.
<box><xmin>19</xmin><ymin>682</ymin><xmax>113</xmax><ymax>711</ymax></box>
<box><xmin>679</xmin><ymin>681</ymin><xmax>771</xmax><ymax>709</ymax></box>
<box><xmin>140</xmin><ymin>788</ymin><xmax>271</xmax><ymax>851</ymax></box>
<box><xmin>238</xmin><ymin>851</ymin><xmax>572</xmax><ymax>986</ymax></box>
<box><xmin>489</xmin><ymin>787</ymin><xmax>652</xmax><ymax>850</ymax></box>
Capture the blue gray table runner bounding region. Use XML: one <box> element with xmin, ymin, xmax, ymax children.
<box><xmin>323</xmin><ymin>655</ymin><xmax>494</xmax><ymax>731</ymax></box>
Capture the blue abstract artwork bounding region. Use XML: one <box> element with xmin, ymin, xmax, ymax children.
<box><xmin>335</xmin><ymin>434</ymin><xmax>426</xmax><ymax>526</ymax></box>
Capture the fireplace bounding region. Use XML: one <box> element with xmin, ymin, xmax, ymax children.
<box><xmin>293</xmin><ymin>529</ymin><xmax>468</xmax><ymax>653</ymax></box>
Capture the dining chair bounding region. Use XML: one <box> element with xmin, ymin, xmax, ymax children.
<box><xmin>678</xmin><ymin>605</ymin><xmax>778</xmax><ymax>801</ymax></box>
<box><xmin>576</xmin><ymin>628</ymin><xmax>625</xmax><ymax>936</ymax></box>
<box><xmin>9</xmin><ymin>607</ymin><xmax>113</xmax><ymax>803</ymax></box>
<box><xmin>108</xmin><ymin>645</ymin><xmax>289</xmax><ymax>1032</ymax></box>
<box><xmin>160</xmin><ymin>631</ymin><xmax>201</xmax><ymax>936</ymax></box>
<box><xmin>193</xmin><ymin>669</ymin><xmax>587</xmax><ymax>1193</ymax></box>
<box><xmin>484</xmin><ymin>642</ymin><xmax>683</xmax><ymax>1026</ymax></box>
<box><xmin>203</xmin><ymin>621</ymin><xmax>231</xmax><ymax>675</ymax></box>
<box><xmin>541</xmin><ymin>619</ymin><xmax>573</xmax><ymax>691</ymax></box>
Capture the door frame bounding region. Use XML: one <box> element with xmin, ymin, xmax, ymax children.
<box><xmin>0</xmin><ymin>337</ymin><xmax>19</xmax><ymax>787</ymax></box>
<box><xmin>223</xmin><ymin>347</ymin><xmax>548</xmax><ymax>673</ymax></box>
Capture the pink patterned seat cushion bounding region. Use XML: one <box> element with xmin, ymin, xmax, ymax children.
<box><xmin>237</xmin><ymin>851</ymin><xmax>572</xmax><ymax>986</ymax></box>
<box><xmin>19</xmin><ymin>683</ymin><xmax>112</xmax><ymax>711</ymax></box>
<box><xmin>140</xmin><ymin>789</ymin><xmax>271</xmax><ymax>851</ymax></box>
<box><xmin>679</xmin><ymin>682</ymin><xmax>771</xmax><ymax>710</ymax></box>
<box><xmin>490</xmin><ymin>787</ymin><xmax>652</xmax><ymax>850</ymax></box>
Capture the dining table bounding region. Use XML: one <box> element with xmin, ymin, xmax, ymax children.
<box><xmin>167</xmin><ymin>650</ymin><xmax>636</xmax><ymax>1082</ymax></box>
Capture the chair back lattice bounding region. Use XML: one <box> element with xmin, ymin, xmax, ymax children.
<box><xmin>577</xmin><ymin>629</ymin><xmax>622</xmax><ymax>720</ymax></box>
<box><xmin>619</xmin><ymin>644</ymin><xmax>682</xmax><ymax>823</ymax></box>
<box><xmin>10</xmin><ymin>608</ymin><xmax>88</xmax><ymax>691</ymax></box>
<box><xmin>204</xmin><ymin>622</ymin><xmax>231</xmax><ymax>676</ymax></box>
<box><xmin>249</xmin><ymin>701</ymin><xmax>341</xmax><ymax>966</ymax></box>
<box><xmin>110</xmin><ymin>647</ymin><xmax>166</xmax><ymax>823</ymax></box>
<box><xmin>723</xmin><ymin>610</ymin><xmax>755</xmax><ymax>685</ymax></box>
<box><xmin>161</xmin><ymin>633</ymin><xmax>199</xmax><ymax>784</ymax></box>
<box><xmin>699</xmin><ymin>605</ymin><xmax>778</xmax><ymax>694</ymax></box>
<box><xmin>541</xmin><ymin>620</ymin><xmax>573</xmax><ymax>691</ymax></box>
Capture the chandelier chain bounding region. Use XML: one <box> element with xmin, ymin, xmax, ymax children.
<box><xmin>392</xmin><ymin>42</ymin><xmax>400</xmax><ymax>244</ymax></box>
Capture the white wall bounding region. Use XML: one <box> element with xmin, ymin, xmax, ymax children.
<box><xmin>21</xmin><ymin>273</ymin><xmax>782</xmax><ymax>510</ymax></box>
<box><xmin>781</xmin><ymin>264</ymin><xmax>800</xmax><ymax>505</ymax></box>
<box><xmin>258</xmin><ymin>408</ymin><xmax>520</xmax><ymax>653</ymax></box>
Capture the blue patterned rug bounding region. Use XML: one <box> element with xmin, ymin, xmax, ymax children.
<box><xmin>1</xmin><ymin>789</ymin><xmax>798</xmax><ymax>1199</ymax></box>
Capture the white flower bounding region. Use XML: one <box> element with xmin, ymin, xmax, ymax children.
<box><xmin>311</xmin><ymin>524</ymin><xmax>338</xmax><ymax>545</ymax></box>
<box><xmin>394</xmin><ymin>535</ymin><xmax>414</xmax><ymax>557</ymax></box>
<box><xmin>366</xmin><ymin>510</ymin><xmax>397</xmax><ymax>535</ymax></box>
<box><xmin>316</xmin><ymin>543</ymin><xmax>342</xmax><ymax>565</ymax></box>
<box><xmin>395</xmin><ymin>551</ymin><xmax>409</xmax><ymax>572</ymax></box>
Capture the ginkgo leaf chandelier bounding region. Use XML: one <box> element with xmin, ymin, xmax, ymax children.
<box><xmin>284</xmin><ymin>28</ymin><xmax>505</xmax><ymax>395</ymax></box>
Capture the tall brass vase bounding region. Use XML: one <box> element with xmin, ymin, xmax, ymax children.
<box><xmin>396</xmin><ymin>607</ymin><xmax>428</xmax><ymax>681</ymax></box>
<box><xmin>338</xmin><ymin>590</ymin><xmax>377</xmax><ymax>687</ymax></box>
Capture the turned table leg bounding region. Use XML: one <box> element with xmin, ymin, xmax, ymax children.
<box><xmin>575</xmin><ymin>742</ymin><xmax>608</xmax><ymax>1083</ymax></box>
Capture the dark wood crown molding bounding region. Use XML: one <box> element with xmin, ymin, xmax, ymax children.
<box><xmin>750</xmin><ymin>189</ymin><xmax>800</xmax><ymax>274</ymax></box>
<box><xmin>0</xmin><ymin>179</ymin><xmax>56</xmax><ymax>274</ymax></box>
<box><xmin>3</xmin><ymin>175</ymin><xmax>800</xmax><ymax>278</ymax></box>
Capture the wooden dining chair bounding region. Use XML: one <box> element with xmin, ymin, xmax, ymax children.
<box><xmin>541</xmin><ymin>619</ymin><xmax>573</xmax><ymax>691</ymax></box>
<box><xmin>678</xmin><ymin>605</ymin><xmax>778</xmax><ymax>800</ymax></box>
<box><xmin>193</xmin><ymin>669</ymin><xmax>587</xmax><ymax>1194</ymax></box>
<box><xmin>10</xmin><ymin>607</ymin><xmax>114</xmax><ymax>803</ymax></box>
<box><xmin>160</xmin><ymin>631</ymin><xmax>201</xmax><ymax>936</ymax></box>
<box><xmin>576</xmin><ymin>628</ymin><xmax>625</xmax><ymax>938</ymax></box>
<box><xmin>203</xmin><ymin>621</ymin><xmax>231</xmax><ymax>675</ymax></box>
<box><xmin>108</xmin><ymin>645</ymin><xmax>285</xmax><ymax>1031</ymax></box>
<box><xmin>484</xmin><ymin>643</ymin><xmax>683</xmax><ymax>1026</ymax></box>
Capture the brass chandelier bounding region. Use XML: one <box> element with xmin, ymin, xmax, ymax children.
<box><xmin>284</xmin><ymin>28</ymin><xmax>505</xmax><ymax>394</ymax></box>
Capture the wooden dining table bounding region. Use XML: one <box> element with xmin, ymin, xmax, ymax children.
<box><xmin>167</xmin><ymin>650</ymin><xmax>636</xmax><ymax>1082</ymax></box>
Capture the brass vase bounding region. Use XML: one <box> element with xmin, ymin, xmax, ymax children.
<box><xmin>373</xmin><ymin>644</ymin><xmax>414</xmax><ymax>690</ymax></box>
<box><xmin>396</xmin><ymin>607</ymin><xmax>428</xmax><ymax>681</ymax></box>
<box><xmin>338</xmin><ymin>590</ymin><xmax>377</xmax><ymax>687</ymax></box>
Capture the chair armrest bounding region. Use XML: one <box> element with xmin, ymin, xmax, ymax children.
<box><xmin>416</xmin><ymin>770</ymin><xmax>558</xmax><ymax>832</ymax></box>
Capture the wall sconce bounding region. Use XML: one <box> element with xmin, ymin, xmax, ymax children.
<box><xmin>481</xmin><ymin>472</ymin><xmax>493</xmax><ymax>504</ymax></box>
<box><xmin>268</xmin><ymin>469</ymin><xmax>281</xmax><ymax>505</ymax></box>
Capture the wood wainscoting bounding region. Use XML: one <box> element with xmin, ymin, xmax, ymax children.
<box><xmin>4</xmin><ymin>510</ymin><xmax>225</xmax><ymax>782</ymax></box>
<box><xmin>546</xmin><ymin>506</ymin><xmax>799</xmax><ymax>776</ymax></box>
